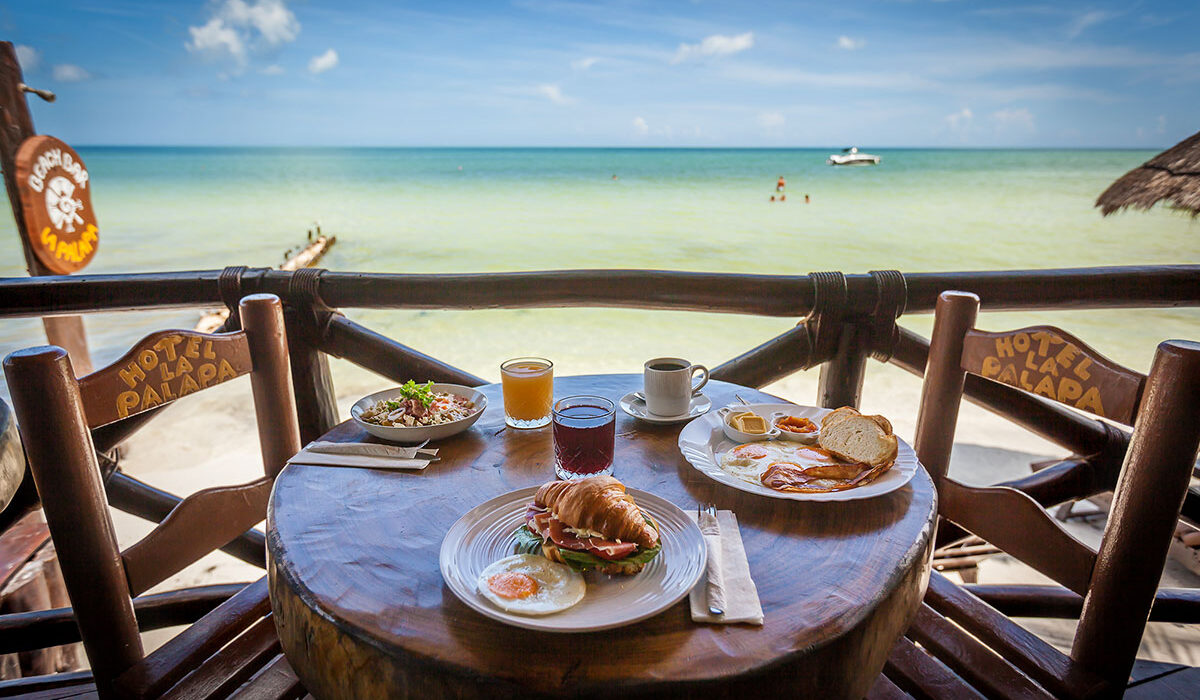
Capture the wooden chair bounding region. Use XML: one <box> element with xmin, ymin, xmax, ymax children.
<box><xmin>875</xmin><ymin>290</ymin><xmax>1200</xmax><ymax>699</ymax></box>
<box><xmin>1</xmin><ymin>294</ymin><xmax>305</xmax><ymax>699</ymax></box>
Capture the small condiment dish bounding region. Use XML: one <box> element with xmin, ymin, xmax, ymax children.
<box><xmin>716</xmin><ymin>406</ymin><xmax>780</xmax><ymax>443</ymax></box>
<box><xmin>770</xmin><ymin>411</ymin><xmax>820</xmax><ymax>444</ymax></box>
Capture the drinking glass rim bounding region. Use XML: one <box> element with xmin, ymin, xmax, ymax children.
<box><xmin>501</xmin><ymin>357</ymin><xmax>553</xmax><ymax>373</ymax></box>
<box><xmin>552</xmin><ymin>394</ymin><xmax>616</xmax><ymax>419</ymax></box>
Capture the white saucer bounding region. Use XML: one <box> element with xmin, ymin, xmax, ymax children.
<box><xmin>619</xmin><ymin>392</ymin><xmax>712</xmax><ymax>424</ymax></box>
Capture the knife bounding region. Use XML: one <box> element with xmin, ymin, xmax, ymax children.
<box><xmin>699</xmin><ymin>504</ymin><xmax>726</xmax><ymax>616</ymax></box>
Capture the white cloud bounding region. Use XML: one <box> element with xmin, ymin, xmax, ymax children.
<box><xmin>1066</xmin><ymin>10</ymin><xmax>1111</xmax><ymax>39</ymax></box>
<box><xmin>188</xmin><ymin>17</ymin><xmax>246</xmax><ymax>63</ymax></box>
<box><xmin>671</xmin><ymin>31</ymin><xmax>754</xmax><ymax>64</ymax></box>
<box><xmin>1156</xmin><ymin>114</ymin><xmax>1167</xmax><ymax>134</ymax></box>
<box><xmin>633</xmin><ymin>116</ymin><xmax>649</xmax><ymax>135</ymax></box>
<box><xmin>837</xmin><ymin>36</ymin><xmax>865</xmax><ymax>50</ymax></box>
<box><xmin>261</xmin><ymin>64</ymin><xmax>285</xmax><ymax>75</ymax></box>
<box><xmin>535</xmin><ymin>84</ymin><xmax>574</xmax><ymax>105</ymax></box>
<box><xmin>52</xmin><ymin>64</ymin><xmax>92</xmax><ymax>82</ymax></box>
<box><xmin>186</xmin><ymin>0</ymin><xmax>299</xmax><ymax>68</ymax></box>
<box><xmin>945</xmin><ymin>107</ymin><xmax>973</xmax><ymax>131</ymax></box>
<box><xmin>308</xmin><ymin>49</ymin><xmax>338</xmax><ymax>74</ymax></box>
<box><xmin>758</xmin><ymin>111</ymin><xmax>785</xmax><ymax>128</ymax></box>
<box><xmin>571</xmin><ymin>57</ymin><xmax>599</xmax><ymax>70</ymax></box>
<box><xmin>223</xmin><ymin>0</ymin><xmax>299</xmax><ymax>45</ymax></box>
<box><xmin>991</xmin><ymin>107</ymin><xmax>1035</xmax><ymax>133</ymax></box>
<box><xmin>15</xmin><ymin>45</ymin><xmax>39</xmax><ymax>72</ymax></box>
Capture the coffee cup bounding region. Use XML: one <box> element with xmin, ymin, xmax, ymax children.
<box><xmin>643</xmin><ymin>358</ymin><xmax>709</xmax><ymax>416</ymax></box>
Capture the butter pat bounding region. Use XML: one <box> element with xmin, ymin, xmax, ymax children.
<box><xmin>737</xmin><ymin>415</ymin><xmax>768</xmax><ymax>434</ymax></box>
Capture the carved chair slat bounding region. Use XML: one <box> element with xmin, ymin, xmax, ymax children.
<box><xmin>923</xmin><ymin>572</ymin><xmax>1095</xmax><ymax>699</ymax></box>
<box><xmin>115</xmin><ymin>577</ymin><xmax>270</xmax><ymax>699</ymax></box>
<box><xmin>884</xmin><ymin>634</ymin><xmax>986</xmax><ymax>700</ymax></box>
<box><xmin>77</xmin><ymin>330</ymin><xmax>252</xmax><ymax>429</ymax></box>
<box><xmin>961</xmin><ymin>326</ymin><xmax>1145</xmax><ymax>425</ymax></box>
<box><xmin>159</xmin><ymin>615</ymin><xmax>280</xmax><ymax>700</ymax></box>
<box><xmin>121</xmin><ymin>478</ymin><xmax>272</xmax><ymax>597</ymax></box>
<box><xmin>226</xmin><ymin>654</ymin><xmax>303</xmax><ymax>700</ymax></box>
<box><xmin>905</xmin><ymin>602</ymin><xmax>1056</xmax><ymax>700</ymax></box>
<box><xmin>938</xmin><ymin>479</ymin><xmax>1096</xmax><ymax>595</ymax></box>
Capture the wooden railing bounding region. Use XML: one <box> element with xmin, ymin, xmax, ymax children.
<box><xmin>1</xmin><ymin>263</ymin><xmax>1199</xmax><ymax>565</ymax></box>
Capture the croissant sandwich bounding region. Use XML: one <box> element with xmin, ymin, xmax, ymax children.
<box><xmin>514</xmin><ymin>476</ymin><xmax>662</xmax><ymax>575</ymax></box>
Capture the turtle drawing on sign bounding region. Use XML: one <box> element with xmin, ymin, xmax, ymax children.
<box><xmin>45</xmin><ymin>176</ymin><xmax>84</xmax><ymax>233</ymax></box>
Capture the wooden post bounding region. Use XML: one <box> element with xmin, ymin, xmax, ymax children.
<box><xmin>817</xmin><ymin>323</ymin><xmax>869</xmax><ymax>409</ymax></box>
<box><xmin>0</xmin><ymin>41</ymin><xmax>92</xmax><ymax>374</ymax></box>
<box><xmin>283</xmin><ymin>304</ymin><xmax>339</xmax><ymax>444</ymax></box>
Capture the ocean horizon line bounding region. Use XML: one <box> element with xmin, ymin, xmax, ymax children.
<box><xmin>69</xmin><ymin>144</ymin><xmax>1165</xmax><ymax>152</ymax></box>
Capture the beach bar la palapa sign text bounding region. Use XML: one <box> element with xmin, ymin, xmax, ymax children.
<box><xmin>15</xmin><ymin>135</ymin><xmax>98</xmax><ymax>273</ymax></box>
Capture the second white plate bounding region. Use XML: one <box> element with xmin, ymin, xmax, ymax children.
<box><xmin>678</xmin><ymin>403</ymin><xmax>920</xmax><ymax>502</ymax></box>
<box><xmin>440</xmin><ymin>485</ymin><xmax>706</xmax><ymax>632</ymax></box>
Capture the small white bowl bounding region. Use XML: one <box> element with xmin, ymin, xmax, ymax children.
<box><xmin>716</xmin><ymin>407</ymin><xmax>780</xmax><ymax>443</ymax></box>
<box><xmin>770</xmin><ymin>411</ymin><xmax>820</xmax><ymax>444</ymax></box>
<box><xmin>351</xmin><ymin>383</ymin><xmax>487</xmax><ymax>444</ymax></box>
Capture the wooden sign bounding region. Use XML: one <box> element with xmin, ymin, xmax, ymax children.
<box><xmin>14</xmin><ymin>135</ymin><xmax>99</xmax><ymax>273</ymax></box>
<box><xmin>961</xmin><ymin>325</ymin><xmax>1145</xmax><ymax>424</ymax></box>
<box><xmin>78</xmin><ymin>330</ymin><xmax>252</xmax><ymax>428</ymax></box>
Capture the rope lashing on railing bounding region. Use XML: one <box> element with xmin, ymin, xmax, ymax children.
<box><xmin>868</xmin><ymin>269</ymin><xmax>907</xmax><ymax>362</ymax></box>
<box><xmin>217</xmin><ymin>265</ymin><xmax>250</xmax><ymax>330</ymax></box>
<box><xmin>287</xmin><ymin>267</ymin><xmax>341</xmax><ymax>343</ymax></box>
<box><xmin>804</xmin><ymin>271</ymin><xmax>848</xmax><ymax>366</ymax></box>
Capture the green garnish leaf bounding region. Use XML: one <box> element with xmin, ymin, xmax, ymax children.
<box><xmin>397</xmin><ymin>380</ymin><xmax>436</xmax><ymax>407</ymax></box>
<box><xmin>512</xmin><ymin>525</ymin><xmax>544</xmax><ymax>556</ymax></box>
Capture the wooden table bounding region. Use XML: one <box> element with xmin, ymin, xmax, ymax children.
<box><xmin>267</xmin><ymin>376</ymin><xmax>936</xmax><ymax>699</ymax></box>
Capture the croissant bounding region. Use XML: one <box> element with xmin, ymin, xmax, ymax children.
<box><xmin>535</xmin><ymin>476</ymin><xmax>659</xmax><ymax>549</ymax></box>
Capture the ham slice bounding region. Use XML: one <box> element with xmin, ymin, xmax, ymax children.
<box><xmin>546</xmin><ymin>516</ymin><xmax>638</xmax><ymax>560</ymax></box>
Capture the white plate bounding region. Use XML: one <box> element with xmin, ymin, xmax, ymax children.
<box><xmin>440</xmin><ymin>486</ymin><xmax>706</xmax><ymax>632</ymax></box>
<box><xmin>618</xmin><ymin>392</ymin><xmax>712</xmax><ymax>424</ymax></box>
<box><xmin>678</xmin><ymin>404</ymin><xmax>919</xmax><ymax>502</ymax></box>
<box><xmin>351</xmin><ymin>383</ymin><xmax>486</xmax><ymax>443</ymax></box>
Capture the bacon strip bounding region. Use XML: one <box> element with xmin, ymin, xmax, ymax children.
<box><xmin>760</xmin><ymin>460</ymin><xmax>887</xmax><ymax>493</ymax></box>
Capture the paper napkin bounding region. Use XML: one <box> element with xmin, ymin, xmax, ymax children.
<box><xmin>688</xmin><ymin>509</ymin><xmax>764</xmax><ymax>625</ymax></box>
<box><xmin>286</xmin><ymin>441</ymin><xmax>439</xmax><ymax>470</ymax></box>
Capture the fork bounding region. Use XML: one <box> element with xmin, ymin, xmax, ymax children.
<box><xmin>698</xmin><ymin>502</ymin><xmax>725</xmax><ymax>616</ymax></box>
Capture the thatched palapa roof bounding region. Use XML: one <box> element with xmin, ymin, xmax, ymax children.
<box><xmin>1096</xmin><ymin>130</ymin><xmax>1200</xmax><ymax>217</ymax></box>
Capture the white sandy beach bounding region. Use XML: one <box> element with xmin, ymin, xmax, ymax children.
<box><xmin>112</xmin><ymin>357</ymin><xmax>1200</xmax><ymax>664</ymax></box>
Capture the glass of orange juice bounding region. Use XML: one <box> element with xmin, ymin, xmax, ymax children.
<box><xmin>501</xmin><ymin>357</ymin><xmax>554</xmax><ymax>428</ymax></box>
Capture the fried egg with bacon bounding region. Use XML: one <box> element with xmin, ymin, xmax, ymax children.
<box><xmin>718</xmin><ymin>441</ymin><xmax>847</xmax><ymax>487</ymax></box>
<box><xmin>477</xmin><ymin>554</ymin><xmax>586</xmax><ymax>616</ymax></box>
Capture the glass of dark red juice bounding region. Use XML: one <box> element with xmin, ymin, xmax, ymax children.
<box><xmin>552</xmin><ymin>395</ymin><xmax>616</xmax><ymax>480</ymax></box>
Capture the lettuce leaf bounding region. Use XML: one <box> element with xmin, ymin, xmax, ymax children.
<box><xmin>512</xmin><ymin>525</ymin><xmax>544</xmax><ymax>556</ymax></box>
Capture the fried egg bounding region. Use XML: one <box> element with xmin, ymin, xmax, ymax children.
<box><xmin>719</xmin><ymin>441</ymin><xmax>843</xmax><ymax>486</ymax></box>
<box><xmin>477</xmin><ymin>554</ymin><xmax>586</xmax><ymax>616</ymax></box>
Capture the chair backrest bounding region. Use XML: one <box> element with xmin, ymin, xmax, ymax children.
<box><xmin>914</xmin><ymin>290</ymin><xmax>1200</xmax><ymax>691</ymax></box>
<box><xmin>3</xmin><ymin>294</ymin><xmax>300</xmax><ymax>697</ymax></box>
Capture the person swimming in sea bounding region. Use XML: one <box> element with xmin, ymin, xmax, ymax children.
<box><xmin>776</xmin><ymin>175</ymin><xmax>786</xmax><ymax>192</ymax></box>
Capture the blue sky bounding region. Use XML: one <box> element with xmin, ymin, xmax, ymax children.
<box><xmin>5</xmin><ymin>0</ymin><xmax>1198</xmax><ymax>147</ymax></box>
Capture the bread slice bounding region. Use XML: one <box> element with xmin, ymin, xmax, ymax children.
<box><xmin>819</xmin><ymin>407</ymin><xmax>898</xmax><ymax>468</ymax></box>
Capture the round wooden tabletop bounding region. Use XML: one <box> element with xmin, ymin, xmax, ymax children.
<box><xmin>267</xmin><ymin>376</ymin><xmax>936</xmax><ymax>699</ymax></box>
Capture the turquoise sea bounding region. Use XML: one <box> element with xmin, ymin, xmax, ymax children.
<box><xmin>1</xmin><ymin>148</ymin><xmax>1197</xmax><ymax>408</ymax></box>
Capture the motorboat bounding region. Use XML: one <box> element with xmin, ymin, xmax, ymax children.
<box><xmin>826</xmin><ymin>147</ymin><xmax>880</xmax><ymax>166</ymax></box>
